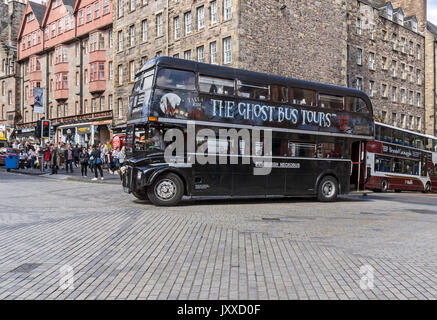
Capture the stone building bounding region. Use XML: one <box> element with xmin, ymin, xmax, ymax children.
<box><xmin>112</xmin><ymin>0</ymin><xmax>348</xmax><ymax>128</ymax></box>
<box><xmin>425</xmin><ymin>22</ymin><xmax>437</xmax><ymax>137</ymax></box>
<box><xmin>347</xmin><ymin>0</ymin><xmax>426</xmax><ymax>133</ymax></box>
<box><xmin>0</xmin><ymin>0</ymin><xmax>26</xmax><ymax>138</ymax></box>
<box><xmin>16</xmin><ymin>0</ymin><xmax>113</xmax><ymax>145</ymax></box>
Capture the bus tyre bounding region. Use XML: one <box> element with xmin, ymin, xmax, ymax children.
<box><xmin>148</xmin><ymin>173</ymin><xmax>184</xmax><ymax>206</ymax></box>
<box><xmin>423</xmin><ymin>182</ymin><xmax>431</xmax><ymax>193</ymax></box>
<box><xmin>380</xmin><ymin>179</ymin><xmax>389</xmax><ymax>193</ymax></box>
<box><xmin>132</xmin><ymin>189</ymin><xmax>149</xmax><ymax>201</ymax></box>
<box><xmin>317</xmin><ymin>176</ymin><xmax>338</xmax><ymax>202</ymax></box>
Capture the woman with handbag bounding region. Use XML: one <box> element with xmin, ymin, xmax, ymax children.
<box><xmin>91</xmin><ymin>144</ymin><xmax>104</xmax><ymax>180</ymax></box>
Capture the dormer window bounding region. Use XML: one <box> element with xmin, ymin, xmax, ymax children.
<box><xmin>398</xmin><ymin>11</ymin><xmax>404</xmax><ymax>25</ymax></box>
<box><xmin>411</xmin><ymin>20</ymin><xmax>418</xmax><ymax>32</ymax></box>
<box><xmin>386</xmin><ymin>3</ymin><xmax>393</xmax><ymax>20</ymax></box>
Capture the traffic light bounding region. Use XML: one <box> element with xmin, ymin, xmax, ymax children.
<box><xmin>41</xmin><ymin>120</ymin><xmax>51</xmax><ymax>138</ymax></box>
<box><xmin>35</xmin><ymin>120</ymin><xmax>42</xmax><ymax>138</ymax></box>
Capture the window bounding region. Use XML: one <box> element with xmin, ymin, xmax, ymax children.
<box><xmin>8</xmin><ymin>91</ymin><xmax>12</xmax><ymax>105</ymax></box>
<box><xmin>118</xmin><ymin>64</ymin><xmax>123</xmax><ymax>85</ymax></box>
<box><xmin>356</xmin><ymin>18</ymin><xmax>362</xmax><ymax>35</ymax></box>
<box><xmin>92</xmin><ymin>98</ymin><xmax>97</xmax><ymax>112</ymax></box>
<box><xmin>369</xmin><ymin>52</ymin><xmax>375</xmax><ymax>70</ymax></box>
<box><xmin>129</xmin><ymin>25</ymin><xmax>135</xmax><ymax>47</ymax></box>
<box><xmin>417</xmin><ymin>117</ymin><xmax>421</xmax><ymax>130</ymax></box>
<box><xmin>210</xmin><ymin>1</ymin><xmax>217</xmax><ymax>25</ymax></box>
<box><xmin>400</xmin><ymin>88</ymin><xmax>405</xmax><ymax>103</ymax></box>
<box><xmin>99</xmin><ymin>62</ymin><xmax>105</xmax><ymax>80</ymax></box>
<box><xmin>409</xmin><ymin>91</ymin><xmax>413</xmax><ymax>105</ymax></box>
<box><xmin>416</xmin><ymin>92</ymin><xmax>421</xmax><ymax>107</ymax></box>
<box><xmin>412</xmin><ymin>20</ymin><xmax>418</xmax><ymax>32</ymax></box>
<box><xmin>409</xmin><ymin>66</ymin><xmax>414</xmax><ymax>82</ymax></box>
<box><xmin>356</xmin><ymin>48</ymin><xmax>362</xmax><ymax>65</ymax></box>
<box><xmin>401</xmin><ymin>114</ymin><xmax>406</xmax><ymax>128</ymax></box>
<box><xmin>355</xmin><ymin>77</ymin><xmax>363</xmax><ymax>90</ymax></box>
<box><xmin>382</xmin><ymin>29</ymin><xmax>387</xmax><ymax>41</ymax></box>
<box><xmin>84</xmin><ymin>99</ymin><xmax>88</xmax><ymax>113</ymax></box>
<box><xmin>156</xmin><ymin>13</ymin><xmax>163</xmax><ymax>37</ymax></box>
<box><xmin>75</xmin><ymin>101</ymin><xmax>79</xmax><ymax>114</ymax></box>
<box><xmin>184</xmin><ymin>50</ymin><xmax>191</xmax><ymax>60</ymax></box>
<box><xmin>391</xmin><ymin>60</ymin><xmax>397</xmax><ymax>77</ymax></box>
<box><xmin>52</xmin><ymin>23</ymin><xmax>56</xmax><ymax>37</ymax></box>
<box><xmin>345</xmin><ymin>97</ymin><xmax>369</xmax><ymax>113</ymax></box>
<box><xmin>319</xmin><ymin>94</ymin><xmax>343</xmax><ymax>110</ymax></box>
<box><xmin>156</xmin><ymin>68</ymin><xmax>195</xmax><ymax>90</ymax></box>
<box><xmin>100</xmin><ymin>96</ymin><xmax>105</xmax><ymax>110</ymax></box>
<box><xmin>197</xmin><ymin>6</ymin><xmax>204</xmax><ymax>30</ymax></box>
<box><xmin>118</xmin><ymin>0</ymin><xmax>124</xmax><ymax>18</ymax></box>
<box><xmin>109</xmin><ymin>30</ymin><xmax>113</xmax><ymax>48</ymax></box>
<box><xmin>140</xmin><ymin>20</ymin><xmax>147</xmax><ymax>41</ymax></box>
<box><xmin>224</xmin><ymin>0</ymin><xmax>232</xmax><ymax>20</ymax></box>
<box><xmin>184</xmin><ymin>12</ymin><xmax>192</xmax><ymax>35</ymax></box>
<box><xmin>382</xmin><ymin>56</ymin><xmax>387</xmax><ymax>70</ymax></box>
<box><xmin>129</xmin><ymin>60</ymin><xmax>135</xmax><ymax>82</ymax></box>
<box><xmin>369</xmin><ymin>23</ymin><xmax>374</xmax><ymax>40</ymax></box>
<box><xmin>223</xmin><ymin>37</ymin><xmax>232</xmax><ymax>64</ymax></box>
<box><xmin>409</xmin><ymin>41</ymin><xmax>413</xmax><ymax>55</ymax></box>
<box><xmin>237</xmin><ymin>80</ymin><xmax>269</xmax><ymax>100</ymax></box>
<box><xmin>400</xmin><ymin>37</ymin><xmax>406</xmax><ymax>53</ymax></box>
<box><xmin>417</xmin><ymin>44</ymin><xmax>421</xmax><ymax>60</ymax></box>
<box><xmin>118</xmin><ymin>30</ymin><xmax>123</xmax><ymax>51</ymax></box>
<box><xmin>392</xmin><ymin>86</ymin><xmax>397</xmax><ymax>102</ymax></box>
<box><xmin>387</xmin><ymin>4</ymin><xmax>393</xmax><ymax>20</ymax></box>
<box><xmin>79</xmin><ymin>10</ymin><xmax>84</xmax><ymax>25</ymax></box>
<box><xmin>210</xmin><ymin>41</ymin><xmax>217</xmax><ymax>64</ymax></box>
<box><xmin>86</xmin><ymin>6</ymin><xmax>92</xmax><ymax>22</ymax></box>
<box><xmin>130</xmin><ymin>0</ymin><xmax>135</xmax><ymax>11</ymax></box>
<box><xmin>197</xmin><ymin>46</ymin><xmax>204</xmax><ymax>62</ymax></box>
<box><xmin>290</xmin><ymin>88</ymin><xmax>316</xmax><ymax>106</ymax></box>
<box><xmin>173</xmin><ymin>17</ymin><xmax>179</xmax><ymax>40</ymax></box>
<box><xmin>76</xmin><ymin>72</ymin><xmax>79</xmax><ymax>86</ymax></box>
<box><xmin>199</xmin><ymin>76</ymin><xmax>234</xmax><ymax>95</ymax></box>
<box><xmin>369</xmin><ymin>80</ymin><xmax>374</xmax><ymax>97</ymax></box>
<box><xmin>83</xmin><ymin>39</ymin><xmax>88</xmax><ymax>54</ymax></box>
<box><xmin>271</xmin><ymin>85</ymin><xmax>288</xmax><ymax>103</ymax></box>
<box><xmin>64</xmin><ymin>104</ymin><xmax>68</xmax><ymax>117</ymax></box>
<box><xmin>108</xmin><ymin>95</ymin><xmax>113</xmax><ymax>110</ymax></box>
<box><xmin>392</xmin><ymin>112</ymin><xmax>397</xmax><ymax>125</ymax></box>
<box><xmin>417</xmin><ymin>69</ymin><xmax>421</xmax><ymax>85</ymax></box>
<box><xmin>104</xmin><ymin>0</ymin><xmax>110</xmax><ymax>14</ymax></box>
<box><xmin>118</xmin><ymin>98</ymin><xmax>123</xmax><ymax>118</ymax></box>
<box><xmin>95</xmin><ymin>2</ymin><xmax>100</xmax><ymax>18</ymax></box>
<box><xmin>400</xmin><ymin>63</ymin><xmax>406</xmax><ymax>79</ymax></box>
<box><xmin>392</xmin><ymin>33</ymin><xmax>398</xmax><ymax>50</ymax></box>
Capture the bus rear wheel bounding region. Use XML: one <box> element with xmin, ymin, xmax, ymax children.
<box><xmin>147</xmin><ymin>173</ymin><xmax>184</xmax><ymax>206</ymax></box>
<box><xmin>423</xmin><ymin>182</ymin><xmax>431</xmax><ymax>193</ymax></box>
<box><xmin>317</xmin><ymin>176</ymin><xmax>338</xmax><ymax>202</ymax></box>
<box><xmin>380</xmin><ymin>179</ymin><xmax>389</xmax><ymax>193</ymax></box>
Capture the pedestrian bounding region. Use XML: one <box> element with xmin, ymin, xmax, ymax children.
<box><xmin>18</xmin><ymin>150</ymin><xmax>27</xmax><ymax>169</ymax></box>
<box><xmin>88</xmin><ymin>145</ymin><xmax>94</xmax><ymax>173</ymax></box>
<box><xmin>118</xmin><ymin>146</ymin><xmax>126</xmax><ymax>168</ymax></box>
<box><xmin>44</xmin><ymin>144</ymin><xmax>51</xmax><ymax>169</ymax></box>
<box><xmin>91</xmin><ymin>144</ymin><xmax>104</xmax><ymax>181</ymax></box>
<box><xmin>79</xmin><ymin>147</ymin><xmax>90</xmax><ymax>177</ymax></box>
<box><xmin>50</xmin><ymin>144</ymin><xmax>60</xmax><ymax>174</ymax></box>
<box><xmin>29</xmin><ymin>147</ymin><xmax>36</xmax><ymax>169</ymax></box>
<box><xmin>73</xmin><ymin>144</ymin><xmax>81</xmax><ymax>168</ymax></box>
<box><xmin>64</xmin><ymin>144</ymin><xmax>74</xmax><ymax>173</ymax></box>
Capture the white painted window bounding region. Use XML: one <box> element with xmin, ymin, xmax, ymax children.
<box><xmin>118</xmin><ymin>0</ymin><xmax>124</xmax><ymax>18</ymax></box>
<box><xmin>197</xmin><ymin>46</ymin><xmax>204</xmax><ymax>62</ymax></box>
<box><xmin>184</xmin><ymin>50</ymin><xmax>191</xmax><ymax>60</ymax></box>
<box><xmin>197</xmin><ymin>6</ymin><xmax>204</xmax><ymax>30</ymax></box>
<box><xmin>142</xmin><ymin>20</ymin><xmax>148</xmax><ymax>41</ymax></box>
<box><xmin>118</xmin><ymin>98</ymin><xmax>123</xmax><ymax>118</ymax></box>
<box><xmin>369</xmin><ymin>52</ymin><xmax>375</xmax><ymax>70</ymax></box>
<box><xmin>185</xmin><ymin>12</ymin><xmax>192</xmax><ymax>35</ymax></box>
<box><xmin>356</xmin><ymin>48</ymin><xmax>362</xmax><ymax>65</ymax></box>
<box><xmin>156</xmin><ymin>13</ymin><xmax>163</xmax><ymax>37</ymax></box>
<box><xmin>224</xmin><ymin>0</ymin><xmax>232</xmax><ymax>20</ymax></box>
<box><xmin>210</xmin><ymin>41</ymin><xmax>217</xmax><ymax>64</ymax></box>
<box><xmin>210</xmin><ymin>1</ymin><xmax>217</xmax><ymax>25</ymax></box>
<box><xmin>223</xmin><ymin>37</ymin><xmax>231</xmax><ymax>64</ymax></box>
<box><xmin>129</xmin><ymin>25</ymin><xmax>135</xmax><ymax>47</ymax></box>
<box><xmin>174</xmin><ymin>16</ymin><xmax>179</xmax><ymax>40</ymax></box>
<box><xmin>118</xmin><ymin>30</ymin><xmax>123</xmax><ymax>51</ymax></box>
<box><xmin>118</xmin><ymin>64</ymin><xmax>123</xmax><ymax>85</ymax></box>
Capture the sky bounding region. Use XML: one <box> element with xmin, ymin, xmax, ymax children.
<box><xmin>429</xmin><ymin>0</ymin><xmax>437</xmax><ymax>25</ymax></box>
<box><xmin>27</xmin><ymin>0</ymin><xmax>437</xmax><ymax>26</ymax></box>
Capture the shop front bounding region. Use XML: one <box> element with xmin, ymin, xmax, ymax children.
<box><xmin>57</xmin><ymin>123</ymin><xmax>93</xmax><ymax>147</ymax></box>
<box><xmin>93</xmin><ymin>120</ymin><xmax>112</xmax><ymax>145</ymax></box>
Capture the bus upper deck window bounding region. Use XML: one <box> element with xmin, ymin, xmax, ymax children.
<box><xmin>237</xmin><ymin>80</ymin><xmax>269</xmax><ymax>100</ymax></box>
<box><xmin>289</xmin><ymin>88</ymin><xmax>316</xmax><ymax>106</ymax></box>
<box><xmin>156</xmin><ymin>68</ymin><xmax>195</xmax><ymax>90</ymax></box>
<box><xmin>199</xmin><ymin>76</ymin><xmax>235</xmax><ymax>96</ymax></box>
<box><xmin>318</xmin><ymin>94</ymin><xmax>344</xmax><ymax>110</ymax></box>
<box><xmin>425</xmin><ymin>138</ymin><xmax>433</xmax><ymax>151</ymax></box>
<box><xmin>271</xmin><ymin>85</ymin><xmax>288</xmax><ymax>103</ymax></box>
<box><xmin>346</xmin><ymin>97</ymin><xmax>369</xmax><ymax>113</ymax></box>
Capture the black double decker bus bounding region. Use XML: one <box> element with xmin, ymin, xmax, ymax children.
<box><xmin>121</xmin><ymin>57</ymin><xmax>374</xmax><ymax>206</ymax></box>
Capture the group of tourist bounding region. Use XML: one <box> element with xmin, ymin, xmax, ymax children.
<box><xmin>11</xmin><ymin>140</ymin><xmax>126</xmax><ymax>181</ymax></box>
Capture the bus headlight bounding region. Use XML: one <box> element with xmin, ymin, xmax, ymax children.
<box><xmin>137</xmin><ymin>171</ymin><xmax>142</xmax><ymax>181</ymax></box>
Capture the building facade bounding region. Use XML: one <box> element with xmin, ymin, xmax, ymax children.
<box><xmin>347</xmin><ymin>0</ymin><xmax>426</xmax><ymax>133</ymax></box>
<box><xmin>112</xmin><ymin>0</ymin><xmax>348</xmax><ymax>127</ymax></box>
<box><xmin>425</xmin><ymin>22</ymin><xmax>437</xmax><ymax>137</ymax></box>
<box><xmin>0</xmin><ymin>0</ymin><xmax>26</xmax><ymax>139</ymax></box>
<box><xmin>16</xmin><ymin>0</ymin><xmax>113</xmax><ymax>145</ymax></box>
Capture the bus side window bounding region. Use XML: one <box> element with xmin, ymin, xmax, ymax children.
<box><xmin>271</xmin><ymin>85</ymin><xmax>288</xmax><ymax>103</ymax></box>
<box><xmin>290</xmin><ymin>88</ymin><xmax>316</xmax><ymax>106</ymax></box>
<box><xmin>237</xmin><ymin>80</ymin><xmax>269</xmax><ymax>100</ymax></box>
<box><xmin>318</xmin><ymin>94</ymin><xmax>344</xmax><ymax>110</ymax></box>
<box><xmin>199</xmin><ymin>76</ymin><xmax>235</xmax><ymax>96</ymax></box>
<box><xmin>288</xmin><ymin>142</ymin><xmax>316</xmax><ymax>158</ymax></box>
<box><xmin>346</xmin><ymin>97</ymin><xmax>369</xmax><ymax>114</ymax></box>
<box><xmin>156</xmin><ymin>68</ymin><xmax>196</xmax><ymax>90</ymax></box>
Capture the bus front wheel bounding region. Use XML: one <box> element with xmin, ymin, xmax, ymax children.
<box><xmin>423</xmin><ymin>182</ymin><xmax>431</xmax><ymax>193</ymax></box>
<box><xmin>317</xmin><ymin>176</ymin><xmax>338</xmax><ymax>202</ymax></box>
<box><xmin>147</xmin><ymin>173</ymin><xmax>184</xmax><ymax>206</ymax></box>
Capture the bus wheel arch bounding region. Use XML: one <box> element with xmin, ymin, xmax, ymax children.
<box><xmin>147</xmin><ymin>172</ymin><xmax>185</xmax><ymax>206</ymax></box>
<box><xmin>380</xmin><ymin>178</ymin><xmax>389</xmax><ymax>192</ymax></box>
<box><xmin>149</xmin><ymin>169</ymin><xmax>188</xmax><ymax>195</ymax></box>
<box><xmin>316</xmin><ymin>174</ymin><xmax>339</xmax><ymax>202</ymax></box>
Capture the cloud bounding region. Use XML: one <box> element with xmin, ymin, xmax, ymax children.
<box><xmin>428</xmin><ymin>0</ymin><xmax>437</xmax><ymax>25</ymax></box>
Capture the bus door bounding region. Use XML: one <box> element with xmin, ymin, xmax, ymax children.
<box><xmin>350</xmin><ymin>141</ymin><xmax>366</xmax><ymax>190</ymax></box>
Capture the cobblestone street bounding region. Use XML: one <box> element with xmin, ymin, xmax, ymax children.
<box><xmin>0</xmin><ymin>170</ymin><xmax>436</xmax><ymax>300</ymax></box>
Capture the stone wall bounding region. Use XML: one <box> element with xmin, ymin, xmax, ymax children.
<box><xmin>425</xmin><ymin>26</ymin><xmax>436</xmax><ymax>136</ymax></box>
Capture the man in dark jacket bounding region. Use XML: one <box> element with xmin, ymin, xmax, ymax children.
<box><xmin>64</xmin><ymin>144</ymin><xmax>74</xmax><ymax>173</ymax></box>
<box><xmin>72</xmin><ymin>144</ymin><xmax>81</xmax><ymax>167</ymax></box>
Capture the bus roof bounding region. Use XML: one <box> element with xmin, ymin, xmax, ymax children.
<box><xmin>138</xmin><ymin>56</ymin><xmax>373</xmax><ymax>112</ymax></box>
<box><xmin>376</xmin><ymin>122</ymin><xmax>437</xmax><ymax>140</ymax></box>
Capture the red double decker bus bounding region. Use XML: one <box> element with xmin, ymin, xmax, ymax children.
<box><xmin>363</xmin><ymin>122</ymin><xmax>437</xmax><ymax>193</ymax></box>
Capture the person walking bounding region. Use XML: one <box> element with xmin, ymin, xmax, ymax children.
<box><xmin>50</xmin><ymin>145</ymin><xmax>60</xmax><ymax>174</ymax></box>
<box><xmin>91</xmin><ymin>144</ymin><xmax>104</xmax><ymax>180</ymax></box>
<box><xmin>44</xmin><ymin>144</ymin><xmax>51</xmax><ymax>170</ymax></box>
<box><xmin>73</xmin><ymin>144</ymin><xmax>81</xmax><ymax>168</ymax></box>
<box><xmin>64</xmin><ymin>144</ymin><xmax>74</xmax><ymax>173</ymax></box>
<box><xmin>79</xmin><ymin>147</ymin><xmax>90</xmax><ymax>177</ymax></box>
<box><xmin>29</xmin><ymin>147</ymin><xmax>36</xmax><ymax>169</ymax></box>
<box><xmin>88</xmin><ymin>145</ymin><xmax>94</xmax><ymax>173</ymax></box>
